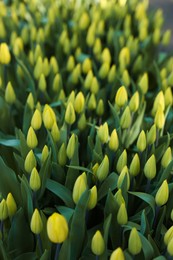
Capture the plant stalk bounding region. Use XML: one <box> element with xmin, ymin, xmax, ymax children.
<box><xmin>54</xmin><ymin>243</ymin><xmax>61</xmax><ymax>260</ymax></box>
<box><xmin>37</xmin><ymin>234</ymin><xmax>43</xmax><ymax>256</ymax></box>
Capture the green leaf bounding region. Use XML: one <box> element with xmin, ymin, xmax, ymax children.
<box><xmin>46</xmin><ymin>179</ymin><xmax>74</xmax><ymax>208</ymax></box>
<box><xmin>98</xmin><ymin>172</ymin><xmax>118</xmax><ymax>201</ymax></box>
<box><xmin>20</xmin><ymin>174</ymin><xmax>33</xmax><ymax>221</ymax></box>
<box><xmin>108</xmin><ymin>101</ymin><xmax>120</xmax><ymax>130</ymax></box>
<box><xmin>40</xmin><ymin>250</ymin><xmax>50</xmax><ymax>260</ymax></box>
<box><xmin>0</xmin><ymin>138</ymin><xmax>20</xmax><ymax>147</ymax></box>
<box><xmin>66</xmin><ymin>165</ymin><xmax>92</xmax><ymax>174</ymax></box>
<box><xmin>139</xmin><ymin>233</ymin><xmax>154</xmax><ymax>260</ymax></box>
<box><xmin>15</xmin><ymin>129</ymin><xmax>30</xmax><ymax>159</ymax></box>
<box><xmin>0</xmin><ymin>241</ymin><xmax>9</xmax><ymax>260</ymax></box>
<box><xmin>14</xmin><ymin>253</ymin><xmax>37</xmax><ymax>260</ymax></box>
<box><xmin>140</xmin><ymin>210</ymin><xmax>150</xmax><ymax>235</ymax></box>
<box><xmin>159</xmin><ymin>160</ymin><xmax>173</xmax><ymax>185</ymax></box>
<box><xmin>55</xmin><ymin>206</ymin><xmax>74</xmax><ymax>222</ymax></box>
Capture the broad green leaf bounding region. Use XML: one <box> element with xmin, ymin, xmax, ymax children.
<box><xmin>56</xmin><ymin>206</ymin><xmax>74</xmax><ymax>222</ymax></box>
<box><xmin>40</xmin><ymin>250</ymin><xmax>50</xmax><ymax>260</ymax></box>
<box><xmin>46</xmin><ymin>179</ymin><xmax>74</xmax><ymax>208</ymax></box>
<box><xmin>0</xmin><ymin>241</ymin><xmax>9</xmax><ymax>260</ymax></box>
<box><xmin>159</xmin><ymin>160</ymin><xmax>173</xmax><ymax>185</ymax></box>
<box><xmin>15</xmin><ymin>129</ymin><xmax>30</xmax><ymax>159</ymax></box>
<box><xmin>14</xmin><ymin>253</ymin><xmax>37</xmax><ymax>260</ymax></box>
<box><xmin>98</xmin><ymin>172</ymin><xmax>118</xmax><ymax>201</ymax></box>
<box><xmin>0</xmin><ymin>138</ymin><xmax>20</xmax><ymax>147</ymax></box>
<box><xmin>66</xmin><ymin>165</ymin><xmax>92</xmax><ymax>174</ymax></box>
<box><xmin>20</xmin><ymin>175</ymin><xmax>33</xmax><ymax>221</ymax></box>
<box><xmin>108</xmin><ymin>101</ymin><xmax>120</xmax><ymax>130</ymax></box>
<box><xmin>140</xmin><ymin>210</ymin><xmax>150</xmax><ymax>235</ymax></box>
<box><xmin>139</xmin><ymin>233</ymin><xmax>154</xmax><ymax>260</ymax></box>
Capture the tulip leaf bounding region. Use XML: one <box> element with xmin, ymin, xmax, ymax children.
<box><xmin>20</xmin><ymin>174</ymin><xmax>33</xmax><ymax>221</ymax></box>
<box><xmin>46</xmin><ymin>179</ymin><xmax>74</xmax><ymax>208</ymax></box>
<box><xmin>0</xmin><ymin>138</ymin><xmax>20</xmax><ymax>147</ymax></box>
<box><xmin>159</xmin><ymin>159</ymin><xmax>173</xmax><ymax>185</ymax></box>
<box><xmin>15</xmin><ymin>129</ymin><xmax>30</xmax><ymax>159</ymax></box>
<box><xmin>14</xmin><ymin>253</ymin><xmax>37</xmax><ymax>260</ymax></box>
<box><xmin>98</xmin><ymin>172</ymin><xmax>118</xmax><ymax>201</ymax></box>
<box><xmin>0</xmin><ymin>241</ymin><xmax>9</xmax><ymax>260</ymax></box>
<box><xmin>108</xmin><ymin>101</ymin><xmax>120</xmax><ymax>130</ymax></box>
<box><xmin>66</xmin><ymin>165</ymin><xmax>93</xmax><ymax>174</ymax></box>
<box><xmin>139</xmin><ymin>233</ymin><xmax>154</xmax><ymax>260</ymax></box>
<box><xmin>55</xmin><ymin>205</ymin><xmax>74</xmax><ymax>222</ymax></box>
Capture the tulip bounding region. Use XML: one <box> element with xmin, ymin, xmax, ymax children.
<box><xmin>155</xmin><ymin>180</ymin><xmax>169</xmax><ymax>207</ymax></box>
<box><xmin>24</xmin><ymin>150</ymin><xmax>37</xmax><ymax>173</ymax></box>
<box><xmin>161</xmin><ymin>147</ymin><xmax>172</xmax><ymax>168</ymax></box>
<box><xmin>0</xmin><ymin>43</ymin><xmax>11</xmax><ymax>64</ymax></box>
<box><xmin>117</xmin><ymin>203</ymin><xmax>128</xmax><ymax>225</ymax></box>
<box><xmin>128</xmin><ymin>228</ymin><xmax>142</xmax><ymax>255</ymax></box>
<box><xmin>30</xmin><ymin>209</ymin><xmax>43</xmax><ymax>234</ymax></box>
<box><xmin>96</xmin><ymin>155</ymin><xmax>109</xmax><ymax>182</ymax></box>
<box><xmin>0</xmin><ymin>199</ymin><xmax>8</xmax><ymax>221</ymax></box>
<box><xmin>72</xmin><ymin>172</ymin><xmax>87</xmax><ymax>204</ymax></box>
<box><xmin>116</xmin><ymin>150</ymin><xmax>127</xmax><ymax>174</ymax></box>
<box><xmin>29</xmin><ymin>167</ymin><xmax>41</xmax><ymax>192</ymax></box>
<box><xmin>91</xmin><ymin>230</ymin><xmax>105</xmax><ymax>256</ymax></box>
<box><xmin>31</xmin><ymin>109</ymin><xmax>42</xmax><ymax>130</ymax></box>
<box><xmin>115</xmin><ymin>86</ymin><xmax>128</xmax><ymax>107</ymax></box>
<box><xmin>65</xmin><ymin>102</ymin><xmax>76</xmax><ymax>125</ymax></box>
<box><xmin>137</xmin><ymin>130</ymin><xmax>146</xmax><ymax>152</ymax></box>
<box><xmin>6</xmin><ymin>193</ymin><xmax>17</xmax><ymax>217</ymax></box>
<box><xmin>144</xmin><ymin>154</ymin><xmax>156</xmax><ymax>180</ymax></box>
<box><xmin>26</xmin><ymin>126</ymin><xmax>38</xmax><ymax>149</ymax></box>
<box><xmin>110</xmin><ymin>247</ymin><xmax>125</xmax><ymax>260</ymax></box>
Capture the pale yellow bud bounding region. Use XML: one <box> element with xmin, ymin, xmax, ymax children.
<box><xmin>30</xmin><ymin>209</ymin><xmax>43</xmax><ymax>234</ymax></box>
<box><xmin>91</xmin><ymin>230</ymin><xmax>105</xmax><ymax>256</ymax></box>
<box><xmin>138</xmin><ymin>73</ymin><xmax>148</xmax><ymax>94</ymax></box>
<box><xmin>65</xmin><ymin>102</ymin><xmax>76</xmax><ymax>125</ymax></box>
<box><xmin>161</xmin><ymin>147</ymin><xmax>172</xmax><ymax>168</ymax></box>
<box><xmin>0</xmin><ymin>43</ymin><xmax>11</xmax><ymax>64</ymax></box>
<box><xmin>129</xmin><ymin>154</ymin><xmax>140</xmax><ymax>177</ymax></box>
<box><xmin>109</xmin><ymin>129</ymin><xmax>119</xmax><ymax>151</ymax></box>
<box><xmin>152</xmin><ymin>91</ymin><xmax>165</xmax><ymax>115</ymax></box>
<box><xmin>117</xmin><ymin>203</ymin><xmax>128</xmax><ymax>225</ymax></box>
<box><xmin>26</xmin><ymin>126</ymin><xmax>38</xmax><ymax>149</ymax></box>
<box><xmin>88</xmin><ymin>93</ymin><xmax>96</xmax><ymax>110</ymax></box>
<box><xmin>116</xmin><ymin>150</ymin><xmax>127</xmax><ymax>174</ymax></box>
<box><xmin>154</xmin><ymin>105</ymin><xmax>165</xmax><ymax>129</ymax></box>
<box><xmin>155</xmin><ymin>180</ymin><xmax>169</xmax><ymax>207</ymax></box>
<box><xmin>98</xmin><ymin>122</ymin><xmax>109</xmax><ymax>144</ymax></box>
<box><xmin>31</xmin><ymin>109</ymin><xmax>42</xmax><ymax>130</ymax></box>
<box><xmin>24</xmin><ymin>150</ymin><xmax>37</xmax><ymax>173</ymax></box>
<box><xmin>144</xmin><ymin>154</ymin><xmax>156</xmax><ymax>180</ymax></box>
<box><xmin>120</xmin><ymin>106</ymin><xmax>131</xmax><ymax>129</ymax></box>
<box><xmin>88</xmin><ymin>186</ymin><xmax>97</xmax><ymax>210</ymax></box>
<box><xmin>43</xmin><ymin>104</ymin><xmax>56</xmax><ymax>130</ymax></box>
<box><xmin>72</xmin><ymin>172</ymin><xmax>87</xmax><ymax>204</ymax></box>
<box><xmin>115</xmin><ymin>86</ymin><xmax>128</xmax><ymax>107</ymax></box>
<box><xmin>6</xmin><ymin>193</ymin><xmax>17</xmax><ymax>217</ymax></box>
<box><xmin>110</xmin><ymin>247</ymin><xmax>125</xmax><ymax>260</ymax></box>
<box><xmin>129</xmin><ymin>91</ymin><xmax>139</xmax><ymax>112</ymax></box>
<box><xmin>29</xmin><ymin>167</ymin><xmax>41</xmax><ymax>191</ymax></box>
<box><xmin>51</xmin><ymin>122</ymin><xmax>60</xmax><ymax>142</ymax></box>
<box><xmin>74</xmin><ymin>92</ymin><xmax>85</xmax><ymax>114</ymax></box>
<box><xmin>5</xmin><ymin>82</ymin><xmax>16</xmax><ymax>104</ymax></box>
<box><xmin>137</xmin><ymin>130</ymin><xmax>146</xmax><ymax>152</ymax></box>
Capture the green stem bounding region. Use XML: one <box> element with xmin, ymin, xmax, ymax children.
<box><xmin>153</xmin><ymin>206</ymin><xmax>160</xmax><ymax>229</ymax></box>
<box><xmin>95</xmin><ymin>256</ymin><xmax>99</xmax><ymax>260</ymax></box>
<box><xmin>0</xmin><ymin>221</ymin><xmax>4</xmax><ymax>240</ymax></box>
<box><xmin>37</xmin><ymin>234</ymin><xmax>43</xmax><ymax>256</ymax></box>
<box><xmin>54</xmin><ymin>243</ymin><xmax>61</xmax><ymax>260</ymax></box>
<box><xmin>145</xmin><ymin>179</ymin><xmax>151</xmax><ymax>193</ymax></box>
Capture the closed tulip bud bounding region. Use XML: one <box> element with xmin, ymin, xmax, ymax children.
<box><xmin>88</xmin><ymin>186</ymin><xmax>97</xmax><ymax>210</ymax></box>
<box><xmin>167</xmin><ymin>71</ymin><xmax>173</xmax><ymax>86</ymax></box>
<box><xmin>0</xmin><ymin>43</ymin><xmax>11</xmax><ymax>64</ymax></box>
<box><xmin>129</xmin><ymin>154</ymin><xmax>140</xmax><ymax>177</ymax></box>
<box><xmin>161</xmin><ymin>147</ymin><xmax>172</xmax><ymax>168</ymax></box>
<box><xmin>6</xmin><ymin>193</ymin><xmax>17</xmax><ymax>217</ymax></box>
<box><xmin>102</xmin><ymin>48</ymin><xmax>111</xmax><ymax>64</ymax></box>
<box><xmin>115</xmin><ymin>86</ymin><xmax>128</xmax><ymax>107</ymax></box>
<box><xmin>43</xmin><ymin>104</ymin><xmax>56</xmax><ymax>130</ymax></box>
<box><xmin>47</xmin><ymin>212</ymin><xmax>68</xmax><ymax>243</ymax></box>
<box><xmin>65</xmin><ymin>102</ymin><xmax>76</xmax><ymax>125</ymax></box>
<box><xmin>29</xmin><ymin>167</ymin><xmax>41</xmax><ymax>191</ymax></box>
<box><xmin>67</xmin><ymin>91</ymin><xmax>75</xmax><ymax>106</ymax></box>
<box><xmin>117</xmin><ymin>203</ymin><xmax>128</xmax><ymax>225</ymax></box>
<box><xmin>96</xmin><ymin>99</ymin><xmax>104</xmax><ymax>116</ymax></box>
<box><xmin>66</xmin><ymin>55</ymin><xmax>75</xmax><ymax>72</ymax></box>
<box><xmin>52</xmin><ymin>74</ymin><xmax>62</xmax><ymax>92</ymax></box>
<box><xmin>78</xmin><ymin>113</ymin><xmax>87</xmax><ymax>130</ymax></box>
<box><xmin>152</xmin><ymin>91</ymin><xmax>165</xmax><ymax>115</ymax></box>
<box><xmin>108</xmin><ymin>65</ymin><xmax>116</xmax><ymax>83</ymax></box>
<box><xmin>74</xmin><ymin>92</ymin><xmax>85</xmax><ymax>114</ymax></box>
<box><xmin>0</xmin><ymin>199</ymin><xmax>8</xmax><ymax>221</ymax></box>
<box><xmin>137</xmin><ymin>130</ymin><xmax>146</xmax><ymax>152</ymax></box>
<box><xmin>120</xmin><ymin>106</ymin><xmax>131</xmax><ymax>129</ymax></box>
<box><xmin>114</xmin><ymin>189</ymin><xmax>125</xmax><ymax>206</ymax></box>
<box><xmin>109</xmin><ymin>129</ymin><xmax>119</xmax><ymax>151</ymax></box>
<box><xmin>164</xmin><ymin>226</ymin><xmax>173</xmax><ymax>245</ymax></box>
<box><xmin>88</xmin><ymin>93</ymin><xmax>96</xmax><ymax>110</ymax></box>
<box><xmin>84</xmin><ymin>70</ymin><xmax>93</xmax><ymax>89</ymax></box>
<box><xmin>72</xmin><ymin>172</ymin><xmax>87</xmax><ymax>204</ymax></box>
<box><xmin>154</xmin><ymin>105</ymin><xmax>165</xmax><ymax>129</ymax></box>
<box><xmin>27</xmin><ymin>93</ymin><xmax>34</xmax><ymax>110</ymax></box>
<box><xmin>116</xmin><ymin>150</ymin><xmax>127</xmax><ymax>174</ymax></box>
<box><xmin>31</xmin><ymin>109</ymin><xmax>42</xmax><ymax>130</ymax></box>
<box><xmin>67</xmin><ymin>134</ymin><xmax>76</xmax><ymax>159</ymax></box>
<box><xmin>138</xmin><ymin>73</ymin><xmax>148</xmax><ymax>94</ymax></box>
<box><xmin>171</xmin><ymin>209</ymin><xmax>173</xmax><ymax>221</ymax></box>
<box><xmin>147</xmin><ymin>124</ymin><xmax>156</xmax><ymax>145</ymax></box>
<box><xmin>96</xmin><ymin>155</ymin><xmax>109</xmax><ymax>182</ymax></box>
<box><xmin>27</xmin><ymin>126</ymin><xmax>38</xmax><ymax>149</ymax></box>
<box><xmin>90</xmin><ymin>77</ymin><xmax>99</xmax><ymax>94</ymax></box>
<box><xmin>162</xmin><ymin>30</ymin><xmax>171</xmax><ymax>46</ymax></box>
<box><xmin>129</xmin><ymin>91</ymin><xmax>139</xmax><ymax>112</ymax></box>
<box><xmin>50</xmin><ymin>56</ymin><xmax>59</xmax><ymax>74</ymax></box>
<box><xmin>79</xmin><ymin>12</ymin><xmax>90</xmax><ymax>30</ymax></box>
<box><xmin>51</xmin><ymin>122</ymin><xmax>60</xmax><ymax>142</ymax></box>
<box><xmin>82</xmin><ymin>58</ymin><xmax>92</xmax><ymax>74</ymax></box>
<box><xmin>153</xmin><ymin>28</ymin><xmax>161</xmax><ymax>44</ymax></box>
<box><xmin>165</xmin><ymin>87</ymin><xmax>173</xmax><ymax>107</ymax></box>
<box><xmin>128</xmin><ymin>228</ymin><xmax>142</xmax><ymax>255</ymax></box>
<box><xmin>41</xmin><ymin>145</ymin><xmax>49</xmax><ymax>163</ymax></box>
<box><xmin>24</xmin><ymin>150</ymin><xmax>37</xmax><ymax>173</ymax></box>
<box><xmin>34</xmin><ymin>44</ymin><xmax>42</xmax><ymax>61</ymax></box>
<box><xmin>117</xmin><ymin>166</ymin><xmax>130</xmax><ymax>191</ymax></box>
<box><xmin>93</xmin><ymin>38</ymin><xmax>102</xmax><ymax>56</ymax></box>
<box><xmin>91</xmin><ymin>230</ymin><xmax>105</xmax><ymax>256</ymax></box>
<box><xmin>119</xmin><ymin>47</ymin><xmax>130</xmax><ymax>70</ymax></box>
<box><xmin>98</xmin><ymin>62</ymin><xmax>110</xmax><ymax>79</ymax></box>
<box><xmin>42</xmin><ymin>58</ymin><xmax>50</xmax><ymax>77</ymax></box>
<box><xmin>168</xmin><ymin>237</ymin><xmax>173</xmax><ymax>256</ymax></box>
<box><xmin>98</xmin><ymin>122</ymin><xmax>109</xmax><ymax>144</ymax></box>
<box><xmin>122</xmin><ymin>70</ymin><xmax>130</xmax><ymax>87</ymax></box>
<box><xmin>58</xmin><ymin>143</ymin><xmax>67</xmax><ymax>166</ymax></box>
<box><xmin>144</xmin><ymin>154</ymin><xmax>156</xmax><ymax>180</ymax></box>
<box><xmin>5</xmin><ymin>82</ymin><xmax>16</xmax><ymax>104</ymax></box>
<box><xmin>38</xmin><ymin>73</ymin><xmax>47</xmax><ymax>92</ymax></box>
<box><xmin>86</xmin><ymin>24</ymin><xmax>95</xmax><ymax>47</ymax></box>
<box><xmin>110</xmin><ymin>247</ymin><xmax>125</xmax><ymax>260</ymax></box>
<box><xmin>92</xmin><ymin>163</ymin><xmax>99</xmax><ymax>176</ymax></box>
<box><xmin>155</xmin><ymin>180</ymin><xmax>169</xmax><ymax>207</ymax></box>
<box><xmin>30</xmin><ymin>209</ymin><xmax>43</xmax><ymax>235</ymax></box>
<box><xmin>34</xmin><ymin>56</ymin><xmax>43</xmax><ymax>80</ymax></box>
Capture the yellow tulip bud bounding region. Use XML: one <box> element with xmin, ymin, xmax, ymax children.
<box><xmin>165</xmin><ymin>87</ymin><xmax>173</xmax><ymax>107</ymax></box>
<box><xmin>92</xmin><ymin>163</ymin><xmax>99</xmax><ymax>176</ymax></box>
<box><xmin>42</xmin><ymin>58</ymin><xmax>50</xmax><ymax>77</ymax></box>
<box><xmin>162</xmin><ymin>30</ymin><xmax>171</xmax><ymax>46</ymax></box>
<box><xmin>67</xmin><ymin>91</ymin><xmax>75</xmax><ymax>106</ymax></box>
<box><xmin>26</xmin><ymin>93</ymin><xmax>34</xmax><ymax>110</ymax></box>
<box><xmin>153</xmin><ymin>28</ymin><xmax>161</xmax><ymax>44</ymax></box>
<box><xmin>88</xmin><ymin>186</ymin><xmax>97</xmax><ymax>210</ymax></box>
<box><xmin>84</xmin><ymin>70</ymin><xmax>93</xmax><ymax>89</ymax></box>
<box><xmin>152</xmin><ymin>91</ymin><xmax>165</xmax><ymax>115</ymax></box>
<box><xmin>119</xmin><ymin>47</ymin><xmax>130</xmax><ymax>70</ymax></box>
<box><xmin>91</xmin><ymin>230</ymin><xmax>105</xmax><ymax>256</ymax></box>
<box><xmin>138</xmin><ymin>73</ymin><xmax>148</xmax><ymax>94</ymax></box>
<box><xmin>29</xmin><ymin>167</ymin><xmax>41</xmax><ymax>192</ymax></box>
<box><xmin>117</xmin><ymin>166</ymin><xmax>130</xmax><ymax>191</ymax></box>
<box><xmin>78</xmin><ymin>113</ymin><xmax>87</xmax><ymax>131</ymax></box>
<box><xmin>50</xmin><ymin>56</ymin><xmax>59</xmax><ymax>74</ymax></box>
<box><xmin>79</xmin><ymin>12</ymin><xmax>90</xmax><ymax>30</ymax></box>
<box><xmin>108</xmin><ymin>65</ymin><xmax>116</xmax><ymax>83</ymax></box>
<box><xmin>34</xmin><ymin>44</ymin><xmax>42</xmax><ymax>61</ymax></box>
<box><xmin>5</xmin><ymin>82</ymin><xmax>16</xmax><ymax>104</ymax></box>
<box><xmin>66</xmin><ymin>134</ymin><xmax>76</xmax><ymax>160</ymax></box>
<box><xmin>129</xmin><ymin>91</ymin><xmax>139</xmax><ymax>112</ymax></box>
<box><xmin>30</xmin><ymin>209</ymin><xmax>43</xmax><ymax>235</ymax></box>
<box><xmin>41</xmin><ymin>145</ymin><xmax>49</xmax><ymax>163</ymax></box>
<box><xmin>93</xmin><ymin>38</ymin><xmax>102</xmax><ymax>56</ymax></box>
<box><xmin>31</xmin><ymin>109</ymin><xmax>42</xmax><ymax>130</ymax></box>
<box><xmin>26</xmin><ymin>126</ymin><xmax>38</xmax><ymax>149</ymax></box>
<box><xmin>147</xmin><ymin>124</ymin><xmax>156</xmax><ymax>145</ymax></box>
<box><xmin>96</xmin><ymin>155</ymin><xmax>109</xmax><ymax>182</ymax></box>
<box><xmin>34</xmin><ymin>56</ymin><xmax>43</xmax><ymax>80</ymax></box>
<box><xmin>164</xmin><ymin>226</ymin><xmax>173</xmax><ymax>245</ymax></box>
<box><xmin>96</xmin><ymin>99</ymin><xmax>104</xmax><ymax>116</ymax></box>
<box><xmin>154</xmin><ymin>105</ymin><xmax>165</xmax><ymax>129</ymax></box>
<box><xmin>137</xmin><ymin>130</ymin><xmax>146</xmax><ymax>152</ymax></box>
<box><xmin>122</xmin><ymin>70</ymin><xmax>130</xmax><ymax>87</ymax></box>
<box><xmin>38</xmin><ymin>73</ymin><xmax>47</xmax><ymax>92</ymax></box>
<box><xmin>144</xmin><ymin>154</ymin><xmax>156</xmax><ymax>180</ymax></box>
<box><xmin>129</xmin><ymin>154</ymin><xmax>140</xmax><ymax>177</ymax></box>
<box><xmin>128</xmin><ymin>228</ymin><xmax>142</xmax><ymax>255</ymax></box>
<box><xmin>51</xmin><ymin>122</ymin><xmax>60</xmax><ymax>142</ymax></box>
<box><xmin>102</xmin><ymin>47</ymin><xmax>111</xmax><ymax>64</ymax></box>
<box><xmin>6</xmin><ymin>193</ymin><xmax>17</xmax><ymax>217</ymax></box>
<box><xmin>43</xmin><ymin>104</ymin><xmax>56</xmax><ymax>130</ymax></box>
<box><xmin>115</xmin><ymin>86</ymin><xmax>128</xmax><ymax>107</ymax></box>
<box><xmin>98</xmin><ymin>122</ymin><xmax>109</xmax><ymax>144</ymax></box>
<box><xmin>171</xmin><ymin>209</ymin><xmax>173</xmax><ymax>221</ymax></box>
<box><xmin>58</xmin><ymin>143</ymin><xmax>67</xmax><ymax>166</ymax></box>
<box><xmin>167</xmin><ymin>71</ymin><xmax>173</xmax><ymax>86</ymax></box>
<box><xmin>168</xmin><ymin>237</ymin><xmax>173</xmax><ymax>256</ymax></box>
<box><xmin>72</xmin><ymin>172</ymin><xmax>87</xmax><ymax>204</ymax></box>
<box><xmin>109</xmin><ymin>129</ymin><xmax>119</xmax><ymax>151</ymax></box>
<box><xmin>90</xmin><ymin>77</ymin><xmax>99</xmax><ymax>94</ymax></box>
<box><xmin>110</xmin><ymin>247</ymin><xmax>125</xmax><ymax>260</ymax></box>
<box><xmin>116</xmin><ymin>150</ymin><xmax>127</xmax><ymax>174</ymax></box>
<box><xmin>65</xmin><ymin>102</ymin><xmax>76</xmax><ymax>125</ymax></box>
<box><xmin>52</xmin><ymin>73</ymin><xmax>62</xmax><ymax>92</ymax></box>
<box><xmin>82</xmin><ymin>58</ymin><xmax>92</xmax><ymax>74</ymax></box>
<box><xmin>114</xmin><ymin>189</ymin><xmax>125</xmax><ymax>206</ymax></box>
<box><xmin>120</xmin><ymin>106</ymin><xmax>131</xmax><ymax>129</ymax></box>
<box><xmin>0</xmin><ymin>199</ymin><xmax>8</xmax><ymax>221</ymax></box>
<box><xmin>161</xmin><ymin>147</ymin><xmax>172</xmax><ymax>168</ymax></box>
<box><xmin>24</xmin><ymin>150</ymin><xmax>37</xmax><ymax>173</ymax></box>
<box><xmin>88</xmin><ymin>93</ymin><xmax>96</xmax><ymax>110</ymax></box>
<box><xmin>13</xmin><ymin>37</ymin><xmax>24</xmax><ymax>56</ymax></box>
<box><xmin>117</xmin><ymin>203</ymin><xmax>128</xmax><ymax>225</ymax></box>
<box><xmin>74</xmin><ymin>92</ymin><xmax>85</xmax><ymax>114</ymax></box>
<box><xmin>66</xmin><ymin>55</ymin><xmax>75</xmax><ymax>72</ymax></box>
<box><xmin>155</xmin><ymin>180</ymin><xmax>169</xmax><ymax>207</ymax></box>
<box><xmin>98</xmin><ymin>62</ymin><xmax>110</xmax><ymax>79</ymax></box>
<box><xmin>0</xmin><ymin>43</ymin><xmax>11</xmax><ymax>64</ymax></box>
